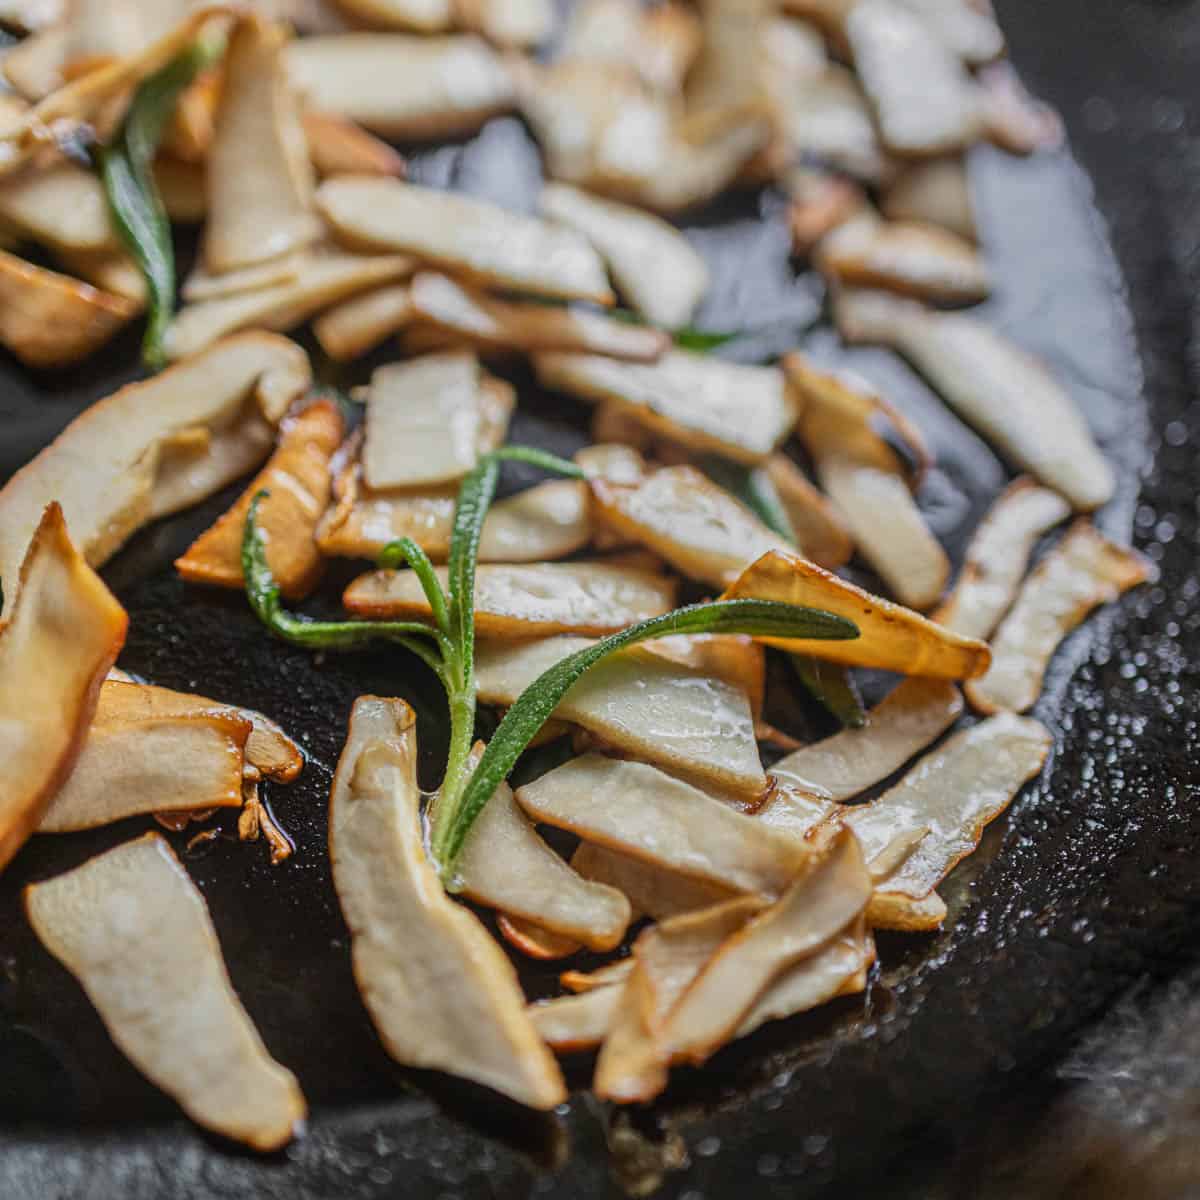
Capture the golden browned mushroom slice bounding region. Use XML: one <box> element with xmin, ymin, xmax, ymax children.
<box><xmin>763</xmin><ymin>453</ymin><xmax>855</xmax><ymax>569</ymax></box>
<box><xmin>183</xmin><ymin>253</ymin><xmax>305</xmax><ymax>303</ymax></box>
<box><xmin>0</xmin><ymin>158</ymin><xmax>117</xmax><ymax>252</ymax></box>
<box><xmin>882</xmin><ymin>156</ymin><xmax>977</xmax><ymax>242</ymax></box>
<box><xmin>333</xmin><ymin>0</ymin><xmax>451</xmax><ymax>31</ymax></box>
<box><xmin>0</xmin><ymin>332</ymin><xmax>310</xmax><ymax>619</ymax></box>
<box><xmin>536</xmin><ymin>352</ymin><xmax>793</xmax><ymax>464</ymax></box>
<box><xmin>488</xmin><ymin>634</ymin><xmax>767</xmax><ymax>799</ymax></box>
<box><xmin>815</xmin><ymin>212</ymin><xmax>990</xmax><ymax>305</ymax></box>
<box><xmin>202</xmin><ymin>15</ymin><xmax>321</xmax><ymax>274</ymax></box>
<box><xmin>833</xmin><ymin>289</ymin><xmax>1115</xmax><ymax>511</ymax></box>
<box><xmin>562</xmin><ymin>959</ymin><xmax>635</xmax><ymax>993</ymax></box>
<box><xmin>176</xmin><ymin>398</ymin><xmax>344</xmax><ymax>599</ymax></box>
<box><xmin>845</xmin><ymin>0</ymin><xmax>980</xmax><ymax>158</ymax></box>
<box><xmin>329</xmin><ymin>696</ymin><xmax>565</xmax><ymax>1108</ymax></box>
<box><xmin>529</xmin><ymin>985</ymin><xmax>623</xmax><ymax>1053</ymax></box>
<box><xmin>539</xmin><ymin>183</ymin><xmax>709</xmax><ymax>331</ymax></box>
<box><xmin>457</xmin><ymin>0</ymin><xmax>553</xmax><ymax>48</ymax></box>
<box><xmin>684</xmin><ymin>0</ymin><xmax>771</xmax><ymax>140</ymax></box>
<box><xmin>313</xmin><ymin>283</ymin><xmax>413</xmax><ymax>361</ymax></box>
<box><xmin>345</xmin><ymin>560</ymin><xmax>678</xmax><ymax>636</ymax></box>
<box><xmin>590</xmin><ymin>466</ymin><xmax>794</xmax><ymax>589</ymax></box>
<box><xmin>0</xmin><ymin>248</ymin><xmax>135</xmax><ymax>367</ymax></box>
<box><xmin>56</xmin><ymin>246</ymin><xmax>148</xmax><ymax>303</ymax></box>
<box><xmin>785</xmin><ymin>166</ymin><xmax>868</xmax><ymax>257</ymax></box>
<box><xmin>286</xmin><ymin>34</ymin><xmax>514</xmax><ymax>140</ymax></box>
<box><xmin>593</xmin><ymin>960</ymin><xmax>668</xmax><ymax>1102</ymax></box>
<box><xmin>785</xmin><ymin>353</ymin><xmax>949</xmax><ymax>610</ymax></box>
<box><xmin>721</xmin><ymin>549</ymin><xmax>991</xmax><ymax>679</ymax></box>
<box><xmin>896</xmin><ymin>0</ymin><xmax>1004</xmax><ymax>64</ymax></box>
<box><xmin>517</xmin><ymin>755</ymin><xmax>805</xmax><ymax>894</ymax></box>
<box><xmin>934</xmin><ymin>478</ymin><xmax>1071</xmax><ymax>640</ymax></box>
<box><xmin>318</xmin><ymin>177</ymin><xmax>612</xmax><ymax>304</ymax></box>
<box><xmin>497</xmin><ymin>913</ymin><xmax>581</xmax><ymax>960</ymax></box>
<box><xmin>301</xmin><ymin>110</ymin><xmax>406</xmax><ymax>179</ymax></box>
<box><xmin>965</xmin><ymin>523</ymin><xmax>1150</xmax><ymax>715</ymax></box>
<box><xmin>409</xmin><ymin>272</ymin><xmax>670</xmax><ymax>362</ymax></box>
<box><xmin>772</xmin><ymin>677</ymin><xmax>963</xmax><ymax>801</ymax></box>
<box><xmin>0</xmin><ymin>504</ymin><xmax>126</xmax><ymax>870</ymax></box>
<box><xmin>842</xmin><ymin>712</ymin><xmax>1051</xmax><ymax>900</ymax></box>
<box><xmin>25</xmin><ymin>832</ymin><xmax>306</xmax><ymax>1148</ymax></box>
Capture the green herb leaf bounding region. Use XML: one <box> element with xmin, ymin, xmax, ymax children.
<box><xmin>98</xmin><ymin>38</ymin><xmax>221</xmax><ymax>369</ymax></box>
<box><xmin>379</xmin><ymin>537</ymin><xmax>450</xmax><ymax>637</ymax></box>
<box><xmin>699</xmin><ymin>456</ymin><xmax>796</xmax><ymax>542</ymax></box>
<box><xmin>432</xmin><ymin>598</ymin><xmax>859</xmax><ymax>875</ymax></box>
<box><xmin>671</xmin><ymin>327</ymin><xmax>739</xmax><ymax>351</ymax></box>
<box><xmin>788</xmin><ymin>654</ymin><xmax>867</xmax><ymax>729</ymax></box>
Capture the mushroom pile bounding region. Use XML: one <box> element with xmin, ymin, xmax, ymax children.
<box><xmin>0</xmin><ymin>0</ymin><xmax>1149</xmax><ymax>1151</ymax></box>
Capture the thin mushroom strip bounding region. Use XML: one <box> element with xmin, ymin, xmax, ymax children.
<box><xmin>24</xmin><ymin>833</ymin><xmax>306</xmax><ymax>1150</ymax></box>
<box><xmin>312</xmin><ymin>284</ymin><xmax>415</xmax><ymax>362</ymax></box>
<box><xmin>530</xmin><ymin>985</ymin><xmax>624</xmax><ymax>1053</ymax></box>
<box><xmin>965</xmin><ymin>522</ymin><xmax>1151</xmax><ymax>714</ymax></box>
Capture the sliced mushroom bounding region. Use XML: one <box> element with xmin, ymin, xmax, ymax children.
<box><xmin>2</xmin><ymin>25</ymin><xmax>68</xmax><ymax>100</ymax></box>
<box><xmin>0</xmin><ymin>248</ymin><xmax>135</xmax><ymax>367</ymax></box>
<box><xmin>965</xmin><ymin>522</ymin><xmax>1150</xmax><ymax>715</ymax></box>
<box><xmin>561</xmin><ymin>0</ymin><xmax>699</xmax><ymax>94</ymax></box>
<box><xmin>977</xmin><ymin>61</ymin><xmax>1063</xmax><ymax>156</ymax></box>
<box><xmin>154</xmin><ymin>155</ymin><xmax>208</xmax><ymax>222</ymax></box>
<box><xmin>496</xmin><ymin>914</ymin><xmax>582</xmax><ymax>960</ymax></box>
<box><xmin>0</xmin><ymin>333</ymin><xmax>311</xmax><ymax>618</ymax></box>
<box><xmin>0</xmin><ymin>0</ymin><xmax>62</xmax><ymax>34</ymax></box>
<box><xmin>176</xmin><ymin>398</ymin><xmax>344</xmax><ymax>600</ymax></box>
<box><xmin>317</xmin><ymin>177</ymin><xmax>612</xmax><ymax>304</ymax></box>
<box><xmin>882</xmin><ymin>156</ymin><xmax>976</xmax><ymax>242</ymax></box>
<box><xmin>763</xmin><ymin>453</ymin><xmax>855</xmax><ymax>569</ymax></box>
<box><xmin>721</xmin><ymin>549</ymin><xmax>991</xmax><ymax>679</ymax></box>
<box><xmin>55</xmin><ymin>246</ymin><xmax>148</xmax><ymax>303</ymax></box>
<box><xmin>63</xmin><ymin>0</ymin><xmax>146</xmax><ymax>77</ymax></box>
<box><xmin>786</xmin><ymin>166</ymin><xmax>868</xmax><ymax>256</ymax></box>
<box><xmin>312</xmin><ymin>283</ymin><xmax>413</xmax><ymax>360</ymax></box>
<box><xmin>845</xmin><ymin>0</ymin><xmax>981</xmax><ymax>157</ymax></box>
<box><xmin>517</xmin><ymin>755</ymin><xmax>803</xmax><ymax>894</ymax></box>
<box><xmin>540</xmin><ymin>183</ymin><xmax>709</xmax><ymax>330</ymax></box>
<box><xmin>896</xmin><ymin>0</ymin><xmax>1004</xmax><ymax>64</ymax></box>
<box><xmin>632</xmin><ymin>633</ymin><xmax>765</xmax><ymax>721</ymax></box>
<box><xmin>0</xmin><ymin>158</ymin><xmax>117</xmax><ymax>252</ymax></box>
<box><xmin>590</xmin><ymin>466</ymin><xmax>794</xmax><ymax>589</ymax></box>
<box><xmin>833</xmin><ymin>289</ymin><xmax>1115</xmax><ymax>511</ymax></box>
<box><xmin>562</xmin><ymin>959</ymin><xmax>636</xmax><ymax>993</ymax></box>
<box><xmin>183</xmin><ymin>254</ymin><xmax>305</xmax><ymax>303</ymax></box>
<box><xmin>684</xmin><ymin>0</ymin><xmax>772</xmax><ymax>140</ymax></box>
<box><xmin>332</xmin><ymin>0</ymin><xmax>452</xmax><ymax>31</ymax></box>
<box><xmin>487</xmin><ymin>637</ymin><xmax>767</xmax><ymax>799</ymax></box>
<box><xmin>536</xmin><ymin>352</ymin><xmax>794</xmax><ymax>464</ymax></box>
<box><xmin>575</xmin><ymin>441</ymin><xmax>648</xmax><ymax>486</ymax></box>
<box><xmin>772</xmin><ymin>677</ymin><xmax>963</xmax><ymax>801</ymax></box>
<box><xmin>328</xmin><ymin>696</ymin><xmax>565</xmax><ymax>1108</ymax></box>
<box><xmin>865</xmin><ymin>888</ymin><xmax>946</xmax><ymax>931</ymax></box>
<box><xmin>593</xmin><ymin>962</ymin><xmax>668</xmax><ymax>1102</ymax></box>
<box><xmin>0</xmin><ymin>504</ymin><xmax>126</xmax><ymax>870</ymax></box>
<box><xmin>25</xmin><ymin>832</ymin><xmax>306</xmax><ymax>1148</ymax></box>
<box><xmin>287</xmin><ymin>33</ymin><xmax>514</xmax><ymax>139</ymax></box>
<box><xmin>457</xmin><ymin>0</ymin><xmax>554</xmax><ymax>47</ymax></box>
<box><xmin>529</xmin><ymin>985</ymin><xmax>622</xmax><ymax>1053</ymax></box>
<box><xmin>409</xmin><ymin>272</ymin><xmax>669</xmax><ymax>362</ymax></box>
<box><xmin>345</xmin><ymin>560</ymin><xmax>678</xmax><ymax>636</ymax></box>
<box><xmin>934</xmin><ymin>478</ymin><xmax>1071</xmax><ymax>640</ymax></box>
<box><xmin>301</xmin><ymin>110</ymin><xmax>407</xmax><ymax>179</ymax></box>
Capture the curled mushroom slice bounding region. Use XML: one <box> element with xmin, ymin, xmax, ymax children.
<box><xmin>535</xmin><ymin>351</ymin><xmax>793</xmax><ymax>465</ymax></box>
<box><xmin>882</xmin><ymin>156</ymin><xmax>976</xmax><ymax>242</ymax></box>
<box><xmin>345</xmin><ymin>561</ymin><xmax>678</xmax><ymax>636</ymax></box>
<box><xmin>329</xmin><ymin>696</ymin><xmax>565</xmax><ymax>1108</ymax></box>
<box><xmin>0</xmin><ymin>248</ymin><xmax>135</xmax><ymax>367</ymax></box>
<box><xmin>773</xmin><ymin>677</ymin><xmax>964</xmax><ymax>801</ymax></box>
<box><xmin>25</xmin><ymin>833</ymin><xmax>305</xmax><ymax>1148</ymax></box>
<box><xmin>313</xmin><ymin>283</ymin><xmax>413</xmax><ymax>361</ymax></box>
<box><xmin>0</xmin><ymin>504</ymin><xmax>126</xmax><ymax>871</ymax></box>
<box><xmin>176</xmin><ymin>398</ymin><xmax>344</xmax><ymax>600</ymax></box>
<box><xmin>0</xmin><ymin>333</ymin><xmax>310</xmax><ymax>618</ymax></box>
<box><xmin>488</xmin><ymin>636</ymin><xmax>768</xmax><ymax>799</ymax></box>
<box><xmin>845</xmin><ymin>0</ymin><xmax>980</xmax><ymax>157</ymax></box>
<box><xmin>517</xmin><ymin>755</ymin><xmax>803</xmax><ymax>895</ymax></box>
<box><xmin>530</xmin><ymin>986</ymin><xmax>622</xmax><ymax>1053</ymax></box>
<box><xmin>590</xmin><ymin>466</ymin><xmax>794</xmax><ymax>589</ymax></box>
<box><xmin>287</xmin><ymin>34</ymin><xmax>514</xmax><ymax>140</ymax></box>
<box><xmin>317</xmin><ymin>178</ymin><xmax>612</xmax><ymax>305</ymax></box>
<box><xmin>763</xmin><ymin>453</ymin><xmax>855</xmax><ymax>569</ymax></box>
<box><xmin>834</xmin><ymin>289</ymin><xmax>1115</xmax><ymax>511</ymax></box>
<box><xmin>934</xmin><ymin>478</ymin><xmax>1071</xmax><ymax>640</ymax></box>
<box><xmin>965</xmin><ymin>523</ymin><xmax>1150</xmax><ymax>715</ymax></box>
<box><xmin>497</xmin><ymin>914</ymin><xmax>581</xmax><ymax>960</ymax></box>
<box><xmin>540</xmin><ymin>183</ymin><xmax>709</xmax><ymax>330</ymax></box>
<box><xmin>63</xmin><ymin>0</ymin><xmax>146</xmax><ymax>76</ymax></box>
<box><xmin>721</xmin><ymin>550</ymin><xmax>991</xmax><ymax>680</ymax></box>
<box><xmin>562</xmin><ymin>959</ymin><xmax>635</xmax><ymax>993</ymax></box>
<box><xmin>332</xmin><ymin>0</ymin><xmax>452</xmax><ymax>31</ymax></box>
<box><xmin>0</xmin><ymin>158</ymin><xmax>117</xmax><ymax>252</ymax></box>
<box><xmin>842</xmin><ymin>712</ymin><xmax>1051</xmax><ymax>900</ymax></box>
<box><xmin>409</xmin><ymin>273</ymin><xmax>669</xmax><ymax>363</ymax></box>
<box><xmin>561</xmin><ymin>0</ymin><xmax>700</xmax><ymax>94</ymax></box>
<box><xmin>301</xmin><ymin>110</ymin><xmax>407</xmax><ymax>179</ymax></box>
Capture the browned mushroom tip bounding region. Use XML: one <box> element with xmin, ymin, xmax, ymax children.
<box><xmin>497</xmin><ymin>915</ymin><xmax>582</xmax><ymax>960</ymax></box>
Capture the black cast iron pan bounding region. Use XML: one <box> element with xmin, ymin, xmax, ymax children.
<box><xmin>1</xmin><ymin>0</ymin><xmax>1198</xmax><ymax>1195</ymax></box>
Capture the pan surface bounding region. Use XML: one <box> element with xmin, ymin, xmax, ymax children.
<box><xmin>1</xmin><ymin>0</ymin><xmax>1198</xmax><ymax>1196</ymax></box>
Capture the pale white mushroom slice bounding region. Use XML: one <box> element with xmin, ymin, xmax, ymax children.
<box><xmin>631</xmin><ymin>633</ymin><xmax>766</xmax><ymax>721</ymax></box>
<box><xmin>786</xmin><ymin>166</ymin><xmax>868</xmax><ymax>256</ymax></box>
<box><xmin>721</xmin><ymin>550</ymin><xmax>992</xmax><ymax>680</ymax></box>
<box><xmin>0</xmin><ymin>248</ymin><xmax>135</xmax><ymax>367</ymax></box>
<box><xmin>763</xmin><ymin>454</ymin><xmax>855</xmax><ymax>569</ymax></box>
<box><xmin>896</xmin><ymin>0</ymin><xmax>1004</xmax><ymax>64</ymax></box>
<box><xmin>882</xmin><ymin>156</ymin><xmax>977</xmax><ymax>243</ymax></box>
<box><xmin>317</xmin><ymin>178</ymin><xmax>613</xmax><ymax>305</ymax></box>
<box><xmin>833</xmin><ymin>290</ymin><xmax>1116</xmax><ymax>511</ymax></box>
<box><xmin>0</xmin><ymin>333</ymin><xmax>311</xmax><ymax>618</ymax></box>
<box><xmin>63</xmin><ymin>0</ymin><xmax>146</xmax><ymax>74</ymax></box>
<box><xmin>684</xmin><ymin>0</ymin><xmax>772</xmax><ymax>140</ymax></box>
<box><xmin>517</xmin><ymin>755</ymin><xmax>804</xmax><ymax>894</ymax></box>
<box><xmin>164</xmin><ymin>249</ymin><xmax>413</xmax><ymax>360</ymax></box>
<box><xmin>1</xmin><ymin>24</ymin><xmax>67</xmax><ymax>100</ymax></box>
<box><xmin>409</xmin><ymin>272</ymin><xmax>669</xmax><ymax>362</ymax></box>
<box><xmin>333</xmin><ymin>0</ymin><xmax>452</xmax><ymax>31</ymax></box>
<box><xmin>845</xmin><ymin>0</ymin><xmax>981</xmax><ymax>157</ymax></box>
<box><xmin>815</xmin><ymin>212</ymin><xmax>990</xmax><ymax>305</ymax></box>
<box><xmin>0</xmin><ymin>158</ymin><xmax>116</xmax><ymax>252</ymax></box>
<box><xmin>540</xmin><ymin>183</ymin><xmax>709</xmax><ymax>330</ymax></box>
<box><xmin>560</xmin><ymin>0</ymin><xmax>700</xmax><ymax>94</ymax></box>
<box><xmin>301</xmin><ymin>110</ymin><xmax>407</xmax><ymax>179</ymax></box>
<box><xmin>574</xmin><ymin>442</ymin><xmax>648</xmax><ymax>486</ymax></box>
<box><xmin>457</xmin><ymin>0</ymin><xmax>554</xmax><ymax>47</ymax></box>
<box><xmin>966</xmin><ymin>523</ymin><xmax>1150</xmax><ymax>715</ymax></box>
<box><xmin>488</xmin><ymin>635</ymin><xmax>767</xmax><ymax>799</ymax></box>
<box><xmin>977</xmin><ymin>60</ymin><xmax>1063</xmax><ymax>156</ymax></box>
<box><xmin>329</xmin><ymin>696</ymin><xmax>565</xmax><ymax>1108</ymax></box>
<box><xmin>287</xmin><ymin>34</ymin><xmax>514</xmax><ymax>139</ymax></box>
<box><xmin>0</xmin><ymin>0</ymin><xmax>62</xmax><ymax>33</ymax></box>
<box><xmin>934</xmin><ymin>479</ymin><xmax>1071</xmax><ymax>640</ymax></box>
<box><xmin>590</xmin><ymin>466</ymin><xmax>794</xmax><ymax>589</ymax></box>
<box><xmin>313</xmin><ymin>283</ymin><xmax>413</xmax><ymax>361</ymax></box>
<box><xmin>345</xmin><ymin>561</ymin><xmax>678</xmax><ymax>636</ymax></box>
<box><xmin>183</xmin><ymin>253</ymin><xmax>305</xmax><ymax>303</ymax></box>
<box><xmin>25</xmin><ymin>832</ymin><xmax>305</xmax><ymax>1148</ymax></box>
<box><xmin>535</xmin><ymin>352</ymin><xmax>793</xmax><ymax>464</ymax></box>
<box><xmin>529</xmin><ymin>985</ymin><xmax>622</xmax><ymax>1053</ymax></box>
<box><xmin>772</xmin><ymin>677</ymin><xmax>964</xmax><ymax>801</ymax></box>
<box><xmin>0</xmin><ymin>504</ymin><xmax>126</xmax><ymax>870</ymax></box>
